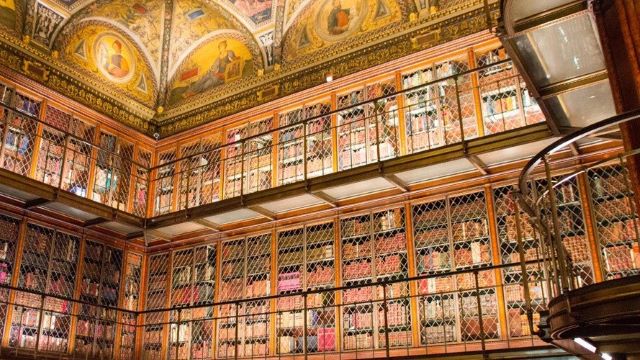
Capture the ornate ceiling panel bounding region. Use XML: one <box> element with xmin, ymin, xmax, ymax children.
<box><xmin>0</xmin><ymin>0</ymin><xmax>499</xmax><ymax>136</ymax></box>
<box><xmin>57</xmin><ymin>22</ymin><xmax>158</xmax><ymax>105</ymax></box>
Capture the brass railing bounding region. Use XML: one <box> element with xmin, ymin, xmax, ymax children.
<box><xmin>149</xmin><ymin>58</ymin><xmax>544</xmax><ymax>216</ymax></box>
<box><xmin>517</xmin><ymin>109</ymin><xmax>640</xmax><ymax>299</ymax></box>
<box><xmin>0</xmin><ymin>282</ymin><xmax>138</xmax><ymax>360</ymax></box>
<box><xmin>137</xmin><ymin>260</ymin><xmax>547</xmax><ymax>360</ymax></box>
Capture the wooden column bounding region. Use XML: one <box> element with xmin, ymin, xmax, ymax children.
<box><xmin>577</xmin><ymin>173</ymin><xmax>604</xmax><ymax>283</ymax></box>
<box><xmin>1</xmin><ymin>218</ymin><xmax>28</xmax><ymax>348</ymax></box>
<box><xmin>485</xmin><ymin>185</ymin><xmax>508</xmax><ymax>340</ymax></box>
<box><xmin>594</xmin><ymin>0</ymin><xmax>640</xmax><ymax>210</ymax></box>
<box><xmin>395</xmin><ymin>72</ymin><xmax>408</xmax><ymax>156</ymax></box>
<box><xmin>403</xmin><ymin>202</ymin><xmax>421</xmax><ymax>347</ymax></box>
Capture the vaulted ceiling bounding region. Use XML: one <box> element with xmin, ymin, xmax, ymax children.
<box><xmin>0</xmin><ymin>0</ymin><xmax>498</xmax><ymax>135</ymax></box>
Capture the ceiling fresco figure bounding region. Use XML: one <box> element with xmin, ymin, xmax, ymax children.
<box><xmin>97</xmin><ymin>38</ymin><xmax>131</xmax><ymax>79</ymax></box>
<box><xmin>327</xmin><ymin>0</ymin><xmax>352</xmax><ymax>35</ymax></box>
<box><xmin>168</xmin><ymin>37</ymin><xmax>254</xmax><ymax>105</ymax></box>
<box><xmin>0</xmin><ymin>0</ymin><xmax>16</xmax><ymax>29</ymax></box>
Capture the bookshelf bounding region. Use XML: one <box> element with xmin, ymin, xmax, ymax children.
<box><xmin>412</xmin><ymin>191</ymin><xmax>498</xmax><ymax>345</ymax></box>
<box><xmin>587</xmin><ymin>165</ymin><xmax>640</xmax><ymax>279</ymax></box>
<box><xmin>341</xmin><ymin>207</ymin><xmax>411</xmax><ymax>350</ymax></box>
<box><xmin>36</xmin><ymin>106</ymin><xmax>71</xmax><ymax>187</ymax></box>
<box><xmin>225</xmin><ymin>118</ymin><xmax>273</xmax><ymax>198</ymax></box>
<box><xmin>120</xmin><ymin>252</ymin><xmax>142</xmax><ymax>360</ymax></box>
<box><xmin>1</xmin><ymin>93</ymin><xmax>39</xmax><ymax>177</ymax></box>
<box><xmin>143</xmin><ymin>253</ymin><xmax>170</xmax><ymax>359</ymax></box>
<box><xmin>178</xmin><ymin>136</ymin><xmax>222</xmax><ymax>211</ymax></box>
<box><xmin>10</xmin><ymin>223</ymin><xmax>79</xmax><ymax>353</ymax></box>
<box><xmin>402</xmin><ymin>57</ymin><xmax>472</xmax><ymax>154</ymax></box>
<box><xmin>93</xmin><ymin>132</ymin><xmax>134</xmax><ymax>211</ymax></box>
<box><xmin>304</xmin><ymin>102</ymin><xmax>333</xmax><ymax>179</ymax></box>
<box><xmin>62</xmin><ymin>112</ymin><xmax>95</xmax><ymax>198</ymax></box>
<box><xmin>133</xmin><ymin>148</ymin><xmax>152</xmax><ymax>217</ymax></box>
<box><xmin>0</xmin><ymin>215</ymin><xmax>20</xmax><ymax>346</ymax></box>
<box><xmin>169</xmin><ymin>245</ymin><xmax>216</xmax><ymax>360</ymax></box>
<box><xmin>0</xmin><ymin>81</ymin><xmax>13</xmax><ymax>106</ymax></box>
<box><xmin>493</xmin><ymin>186</ymin><xmax>544</xmax><ymax>338</ymax></box>
<box><xmin>74</xmin><ymin>241</ymin><xmax>123</xmax><ymax>358</ymax></box>
<box><xmin>278</xmin><ymin>101</ymin><xmax>333</xmax><ymax>185</ymax></box>
<box><xmin>37</xmin><ymin>106</ymin><xmax>97</xmax><ymax>198</ymax></box>
<box><xmin>155</xmin><ymin>150</ymin><xmax>177</xmax><ymax>215</ymax></box>
<box><xmin>537</xmin><ymin>177</ymin><xmax>595</xmax><ymax>286</ymax></box>
<box><xmin>276</xmin><ymin>222</ymin><xmax>336</xmax><ymax>354</ymax></box>
<box><xmin>475</xmin><ymin>47</ymin><xmax>543</xmax><ymax>133</ymax></box>
<box><xmin>337</xmin><ymin>80</ymin><xmax>399</xmax><ymax>171</ymax></box>
<box><xmin>278</xmin><ymin>108</ymin><xmax>305</xmax><ymax>185</ymax></box>
<box><xmin>218</xmin><ymin>234</ymin><xmax>271</xmax><ymax>358</ymax></box>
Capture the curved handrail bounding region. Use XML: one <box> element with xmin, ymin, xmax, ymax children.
<box><xmin>518</xmin><ymin>107</ymin><xmax>640</xmax><ymax>199</ymax></box>
<box><xmin>516</xmin><ymin>107</ymin><xmax>640</xmax><ymax>300</ymax></box>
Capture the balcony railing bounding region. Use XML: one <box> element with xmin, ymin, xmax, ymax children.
<box><xmin>0</xmin><ymin>58</ymin><xmax>545</xmax><ymax>220</ymax></box>
<box><xmin>0</xmin><ymin>282</ymin><xmax>138</xmax><ymax>360</ymax></box>
<box><xmin>150</xmin><ymin>58</ymin><xmax>545</xmax><ymax>217</ymax></box>
<box><xmin>517</xmin><ymin>109</ymin><xmax>640</xmax><ymax>299</ymax></box>
<box><xmin>137</xmin><ymin>260</ymin><xmax>546</xmax><ymax>360</ymax></box>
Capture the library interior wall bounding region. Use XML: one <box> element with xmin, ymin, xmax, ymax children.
<box><xmin>0</xmin><ymin>27</ymin><xmax>637</xmax><ymax>359</ymax></box>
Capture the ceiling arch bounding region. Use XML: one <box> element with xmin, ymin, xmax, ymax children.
<box><xmin>55</xmin><ymin>20</ymin><xmax>159</xmax><ymax>106</ymax></box>
<box><xmin>166</xmin><ymin>29</ymin><xmax>262</xmax><ymax>106</ymax></box>
<box><xmin>282</xmin><ymin>0</ymin><xmax>405</xmax><ymax>63</ymax></box>
<box><xmin>54</xmin><ymin>0</ymin><xmax>166</xmax><ymax>66</ymax></box>
<box><xmin>168</xmin><ymin>0</ymin><xmax>257</xmax><ymax>70</ymax></box>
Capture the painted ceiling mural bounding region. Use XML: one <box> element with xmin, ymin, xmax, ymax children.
<box><xmin>0</xmin><ymin>0</ymin><xmax>490</xmax><ymax>134</ymax></box>
<box><xmin>168</xmin><ymin>0</ymin><xmax>241</xmax><ymax>69</ymax></box>
<box><xmin>58</xmin><ymin>22</ymin><xmax>157</xmax><ymax>105</ymax></box>
<box><xmin>0</xmin><ymin>0</ymin><xmax>21</xmax><ymax>34</ymax></box>
<box><xmin>282</xmin><ymin>0</ymin><xmax>404</xmax><ymax>62</ymax></box>
<box><xmin>168</xmin><ymin>34</ymin><xmax>258</xmax><ymax>105</ymax></box>
<box><xmin>56</xmin><ymin>0</ymin><xmax>165</xmax><ymax>66</ymax></box>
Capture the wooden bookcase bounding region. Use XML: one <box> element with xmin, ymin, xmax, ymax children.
<box><xmin>275</xmin><ymin>222</ymin><xmax>336</xmax><ymax>354</ymax></box>
<box><xmin>277</xmin><ymin>101</ymin><xmax>333</xmax><ymax>186</ymax></box>
<box><xmin>278</xmin><ymin>107</ymin><xmax>305</xmax><ymax>186</ymax></box>
<box><xmin>1</xmin><ymin>93</ymin><xmax>40</xmax><ymax>178</ymax></box>
<box><xmin>73</xmin><ymin>240</ymin><xmax>123</xmax><ymax>358</ymax></box>
<box><xmin>586</xmin><ymin>164</ymin><xmax>640</xmax><ymax>278</ymax></box>
<box><xmin>92</xmin><ymin>131</ymin><xmax>134</xmax><ymax>211</ymax></box>
<box><xmin>177</xmin><ymin>137</ymin><xmax>222</xmax><ymax>211</ymax></box>
<box><xmin>119</xmin><ymin>251</ymin><xmax>143</xmax><ymax>360</ymax></box>
<box><xmin>224</xmin><ymin>119</ymin><xmax>273</xmax><ymax>198</ymax></box>
<box><xmin>143</xmin><ymin>252</ymin><xmax>170</xmax><ymax>359</ymax></box>
<box><xmin>0</xmin><ymin>214</ymin><xmax>20</xmax><ymax>347</ymax></box>
<box><xmin>133</xmin><ymin>148</ymin><xmax>152</xmax><ymax>217</ymax></box>
<box><xmin>154</xmin><ymin>150</ymin><xmax>177</xmax><ymax>215</ymax></box>
<box><xmin>168</xmin><ymin>245</ymin><xmax>216</xmax><ymax>360</ymax></box>
<box><xmin>336</xmin><ymin>79</ymin><xmax>399</xmax><ymax>172</ymax></box>
<box><xmin>401</xmin><ymin>56</ymin><xmax>473</xmax><ymax>154</ymax></box>
<box><xmin>9</xmin><ymin>223</ymin><xmax>80</xmax><ymax>354</ymax></box>
<box><xmin>474</xmin><ymin>46</ymin><xmax>544</xmax><ymax>134</ymax></box>
<box><xmin>217</xmin><ymin>234</ymin><xmax>271</xmax><ymax>358</ymax></box>
<box><xmin>412</xmin><ymin>190</ymin><xmax>499</xmax><ymax>345</ymax></box>
<box><xmin>340</xmin><ymin>207</ymin><xmax>411</xmax><ymax>351</ymax></box>
<box><xmin>541</xmin><ymin>176</ymin><xmax>595</xmax><ymax>286</ymax></box>
<box><xmin>492</xmin><ymin>185</ymin><xmax>545</xmax><ymax>339</ymax></box>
